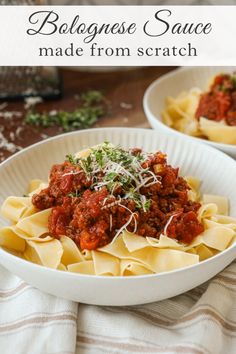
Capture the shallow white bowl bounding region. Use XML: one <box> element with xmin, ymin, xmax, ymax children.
<box><xmin>143</xmin><ymin>66</ymin><xmax>236</xmax><ymax>159</ymax></box>
<box><xmin>0</xmin><ymin>128</ymin><xmax>236</xmax><ymax>306</ymax></box>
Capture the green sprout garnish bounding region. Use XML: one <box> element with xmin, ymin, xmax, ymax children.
<box><xmin>25</xmin><ymin>90</ymin><xmax>106</xmax><ymax>131</ymax></box>
<box><xmin>66</xmin><ymin>142</ymin><xmax>156</xmax><ymax>212</ymax></box>
<box><xmin>66</xmin><ymin>154</ymin><xmax>78</xmax><ymax>165</ymax></box>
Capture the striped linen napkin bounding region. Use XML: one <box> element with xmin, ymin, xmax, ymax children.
<box><xmin>1</xmin><ymin>261</ymin><xmax>236</xmax><ymax>354</ymax></box>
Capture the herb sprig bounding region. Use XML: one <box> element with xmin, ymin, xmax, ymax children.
<box><xmin>66</xmin><ymin>142</ymin><xmax>160</xmax><ymax>212</ymax></box>
<box><xmin>25</xmin><ymin>90</ymin><xmax>106</xmax><ymax>131</ymax></box>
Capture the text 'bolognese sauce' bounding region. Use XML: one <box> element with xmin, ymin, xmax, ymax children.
<box><xmin>32</xmin><ymin>142</ymin><xmax>204</xmax><ymax>250</ymax></box>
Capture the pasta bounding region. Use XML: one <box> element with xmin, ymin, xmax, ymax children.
<box><xmin>1</xmin><ymin>142</ymin><xmax>236</xmax><ymax>276</ymax></box>
<box><xmin>162</xmin><ymin>73</ymin><xmax>236</xmax><ymax>144</ymax></box>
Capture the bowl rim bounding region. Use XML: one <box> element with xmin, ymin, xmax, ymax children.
<box><xmin>143</xmin><ymin>66</ymin><xmax>236</xmax><ymax>151</ymax></box>
<box><xmin>0</xmin><ymin>127</ymin><xmax>236</xmax><ymax>280</ymax></box>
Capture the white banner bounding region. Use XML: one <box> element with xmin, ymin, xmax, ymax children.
<box><xmin>0</xmin><ymin>5</ymin><xmax>234</xmax><ymax>66</ymax></box>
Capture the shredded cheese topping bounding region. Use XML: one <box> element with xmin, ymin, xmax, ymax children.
<box><xmin>67</xmin><ymin>142</ymin><xmax>164</xmax><ymax>239</ymax></box>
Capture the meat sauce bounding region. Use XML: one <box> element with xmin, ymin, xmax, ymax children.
<box><xmin>195</xmin><ymin>74</ymin><xmax>236</xmax><ymax>126</ymax></box>
<box><xmin>32</xmin><ymin>148</ymin><xmax>204</xmax><ymax>250</ymax></box>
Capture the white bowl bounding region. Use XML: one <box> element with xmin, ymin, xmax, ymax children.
<box><xmin>143</xmin><ymin>66</ymin><xmax>236</xmax><ymax>159</ymax></box>
<box><xmin>0</xmin><ymin>128</ymin><xmax>236</xmax><ymax>306</ymax></box>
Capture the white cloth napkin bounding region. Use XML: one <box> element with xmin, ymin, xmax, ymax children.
<box><xmin>1</xmin><ymin>261</ymin><xmax>236</xmax><ymax>354</ymax></box>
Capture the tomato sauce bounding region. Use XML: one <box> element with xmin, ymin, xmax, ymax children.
<box><xmin>32</xmin><ymin>149</ymin><xmax>204</xmax><ymax>250</ymax></box>
<box><xmin>195</xmin><ymin>74</ymin><xmax>236</xmax><ymax>126</ymax></box>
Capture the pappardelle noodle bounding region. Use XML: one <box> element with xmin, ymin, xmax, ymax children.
<box><xmin>1</xmin><ymin>142</ymin><xmax>236</xmax><ymax>276</ymax></box>
<box><xmin>162</xmin><ymin>73</ymin><xmax>236</xmax><ymax>144</ymax></box>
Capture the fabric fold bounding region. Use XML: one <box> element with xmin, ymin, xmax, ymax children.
<box><xmin>1</xmin><ymin>261</ymin><xmax>236</xmax><ymax>354</ymax></box>
<box><xmin>0</xmin><ymin>265</ymin><xmax>78</xmax><ymax>354</ymax></box>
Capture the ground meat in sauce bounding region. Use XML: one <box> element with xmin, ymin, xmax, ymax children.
<box><xmin>32</xmin><ymin>150</ymin><xmax>204</xmax><ymax>250</ymax></box>
<box><xmin>195</xmin><ymin>74</ymin><xmax>236</xmax><ymax>126</ymax></box>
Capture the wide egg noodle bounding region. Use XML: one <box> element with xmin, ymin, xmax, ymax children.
<box><xmin>24</xmin><ymin>239</ymin><xmax>63</xmax><ymax>269</ymax></box>
<box><xmin>28</xmin><ymin>179</ymin><xmax>46</xmax><ymax>194</ymax></box>
<box><xmin>202</xmin><ymin>194</ymin><xmax>229</xmax><ymax>215</ymax></box>
<box><xmin>182</xmin><ymin>119</ymin><xmax>199</xmax><ymax>137</ymax></box>
<box><xmin>21</xmin><ymin>205</ymin><xmax>39</xmax><ymax>219</ymax></box>
<box><xmin>162</xmin><ymin>89</ymin><xmax>201</xmax><ymax>137</ymax></box>
<box><xmin>146</xmin><ymin>235</ymin><xmax>185</xmax><ymax>250</ymax></box>
<box><xmin>24</xmin><ymin>243</ymin><xmax>41</xmax><ymax>265</ymax></box>
<box><xmin>199</xmin><ymin>117</ymin><xmax>236</xmax><ymax>144</ymax></box>
<box><xmin>162</xmin><ymin>110</ymin><xmax>173</xmax><ymax>127</ymax></box>
<box><xmin>67</xmin><ymin>261</ymin><xmax>95</xmax><ymax>275</ymax></box>
<box><xmin>1</xmin><ymin>197</ymin><xmax>32</xmax><ymax>223</ymax></box>
<box><xmin>57</xmin><ymin>263</ymin><xmax>67</xmax><ymax>271</ymax></box>
<box><xmin>194</xmin><ymin>244</ymin><xmax>215</xmax><ymax>261</ymax></box>
<box><xmin>16</xmin><ymin>208</ymin><xmax>52</xmax><ymax>239</ymax></box>
<box><xmin>28</xmin><ymin>183</ymin><xmax>49</xmax><ymax>197</ymax></box>
<box><xmin>99</xmin><ymin>235</ymin><xmax>199</xmax><ymax>273</ymax></box>
<box><xmin>91</xmin><ymin>250</ymin><xmax>120</xmax><ymax>276</ymax></box>
<box><xmin>185</xmin><ymin>176</ymin><xmax>201</xmax><ymax>192</ymax></box>
<box><xmin>146</xmin><ymin>248</ymin><xmax>199</xmax><ymax>273</ymax></box>
<box><xmin>204</xmin><ymin>218</ymin><xmax>236</xmax><ymax>231</ymax></box>
<box><xmin>99</xmin><ymin>235</ymin><xmax>130</xmax><ymax>259</ymax></box>
<box><xmin>189</xmin><ymin>226</ymin><xmax>235</xmax><ymax>251</ymax></box>
<box><xmin>120</xmin><ymin>259</ymin><xmax>154</xmax><ymax>276</ymax></box>
<box><xmin>186</xmin><ymin>248</ymin><xmax>197</xmax><ymax>255</ymax></box>
<box><xmin>0</xmin><ymin>226</ymin><xmax>26</xmax><ymax>252</ymax></box>
<box><xmin>122</xmin><ymin>232</ymin><xmax>185</xmax><ymax>252</ymax></box>
<box><xmin>198</xmin><ymin>203</ymin><xmax>218</xmax><ymax>221</ymax></box>
<box><xmin>207</xmin><ymin>215</ymin><xmax>236</xmax><ymax>230</ymax></box>
<box><xmin>60</xmin><ymin>235</ymin><xmax>84</xmax><ymax>265</ymax></box>
<box><xmin>122</xmin><ymin>230</ymin><xmax>150</xmax><ymax>252</ymax></box>
<box><xmin>10</xmin><ymin>225</ymin><xmax>53</xmax><ymax>242</ymax></box>
<box><xmin>185</xmin><ymin>176</ymin><xmax>201</xmax><ymax>201</ymax></box>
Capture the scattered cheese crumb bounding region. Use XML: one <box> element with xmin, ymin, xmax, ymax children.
<box><xmin>0</xmin><ymin>102</ymin><xmax>8</xmax><ymax>110</ymax></box>
<box><xmin>0</xmin><ymin>131</ymin><xmax>22</xmax><ymax>153</ymax></box>
<box><xmin>40</xmin><ymin>133</ymin><xmax>49</xmax><ymax>140</ymax></box>
<box><xmin>49</xmin><ymin>110</ymin><xmax>57</xmax><ymax>116</ymax></box>
<box><xmin>24</xmin><ymin>96</ymin><xmax>43</xmax><ymax>110</ymax></box>
<box><xmin>0</xmin><ymin>111</ymin><xmax>22</xmax><ymax>119</ymax></box>
<box><xmin>9</xmin><ymin>132</ymin><xmax>15</xmax><ymax>141</ymax></box>
<box><xmin>120</xmin><ymin>102</ymin><xmax>133</xmax><ymax>109</ymax></box>
<box><xmin>15</xmin><ymin>126</ymin><xmax>23</xmax><ymax>139</ymax></box>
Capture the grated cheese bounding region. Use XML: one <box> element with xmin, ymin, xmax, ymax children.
<box><xmin>0</xmin><ymin>130</ymin><xmax>22</xmax><ymax>154</ymax></box>
<box><xmin>24</xmin><ymin>96</ymin><xmax>43</xmax><ymax>109</ymax></box>
<box><xmin>163</xmin><ymin>213</ymin><xmax>181</xmax><ymax>236</ymax></box>
<box><xmin>0</xmin><ymin>111</ymin><xmax>22</xmax><ymax>119</ymax></box>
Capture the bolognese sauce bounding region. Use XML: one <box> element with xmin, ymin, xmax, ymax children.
<box><xmin>195</xmin><ymin>73</ymin><xmax>236</xmax><ymax>126</ymax></box>
<box><xmin>32</xmin><ymin>143</ymin><xmax>204</xmax><ymax>250</ymax></box>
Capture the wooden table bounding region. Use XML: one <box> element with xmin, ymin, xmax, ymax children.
<box><xmin>0</xmin><ymin>67</ymin><xmax>174</xmax><ymax>162</ymax></box>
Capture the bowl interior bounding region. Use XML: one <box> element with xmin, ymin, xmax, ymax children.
<box><xmin>1</xmin><ymin>127</ymin><xmax>236</xmax><ymax>230</ymax></box>
<box><xmin>144</xmin><ymin>66</ymin><xmax>236</xmax><ymax>154</ymax></box>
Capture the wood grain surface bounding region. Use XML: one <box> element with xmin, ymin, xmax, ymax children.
<box><xmin>0</xmin><ymin>66</ymin><xmax>174</xmax><ymax>162</ymax></box>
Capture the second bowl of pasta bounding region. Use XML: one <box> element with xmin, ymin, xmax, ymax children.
<box><xmin>143</xmin><ymin>66</ymin><xmax>236</xmax><ymax>158</ymax></box>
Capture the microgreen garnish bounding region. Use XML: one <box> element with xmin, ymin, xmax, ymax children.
<box><xmin>231</xmin><ymin>75</ymin><xmax>236</xmax><ymax>90</ymax></box>
<box><xmin>66</xmin><ymin>154</ymin><xmax>78</xmax><ymax>165</ymax></box>
<box><xmin>68</xmin><ymin>190</ymin><xmax>80</xmax><ymax>198</ymax></box>
<box><xmin>25</xmin><ymin>90</ymin><xmax>106</xmax><ymax>131</ymax></box>
<box><xmin>81</xmin><ymin>90</ymin><xmax>104</xmax><ymax>106</ymax></box>
<box><xmin>67</xmin><ymin>142</ymin><xmax>160</xmax><ymax>212</ymax></box>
